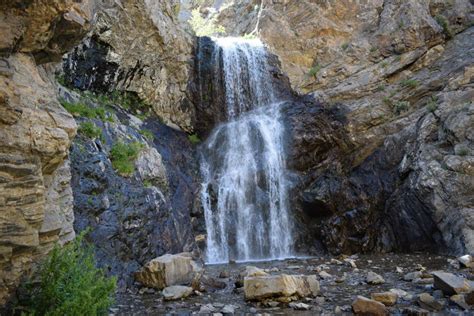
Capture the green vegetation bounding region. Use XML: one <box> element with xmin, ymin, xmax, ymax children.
<box><xmin>400</xmin><ymin>79</ymin><xmax>419</xmax><ymax>89</ymax></box>
<box><xmin>188</xmin><ymin>134</ymin><xmax>201</xmax><ymax>144</ymax></box>
<box><xmin>140</xmin><ymin>129</ymin><xmax>154</xmax><ymax>141</ymax></box>
<box><xmin>393</xmin><ymin>101</ymin><xmax>410</xmax><ymax>115</ymax></box>
<box><xmin>189</xmin><ymin>8</ymin><xmax>226</xmax><ymax>36</ymax></box>
<box><xmin>243</xmin><ymin>33</ymin><xmax>258</xmax><ymax>40</ymax></box>
<box><xmin>110</xmin><ymin>141</ymin><xmax>144</xmax><ymax>176</ymax></box>
<box><xmin>16</xmin><ymin>231</ymin><xmax>116</xmax><ymax>316</ymax></box>
<box><xmin>79</xmin><ymin>121</ymin><xmax>103</xmax><ymax>139</ymax></box>
<box><xmin>376</xmin><ymin>84</ymin><xmax>386</xmax><ymax>92</ymax></box>
<box><xmin>341</xmin><ymin>42</ymin><xmax>349</xmax><ymax>50</ymax></box>
<box><xmin>370</xmin><ymin>46</ymin><xmax>378</xmax><ymax>53</ymax></box>
<box><xmin>143</xmin><ymin>179</ymin><xmax>153</xmax><ymax>188</ymax></box>
<box><xmin>381</xmin><ymin>61</ymin><xmax>389</xmax><ymax>68</ymax></box>
<box><xmin>426</xmin><ymin>96</ymin><xmax>438</xmax><ymax>113</ymax></box>
<box><xmin>60</xmin><ymin>99</ymin><xmax>106</xmax><ymax>120</ymax></box>
<box><xmin>457</xmin><ymin>147</ymin><xmax>469</xmax><ymax>156</ymax></box>
<box><xmin>307</xmin><ymin>64</ymin><xmax>321</xmax><ymax>78</ymax></box>
<box><xmin>383</xmin><ymin>96</ymin><xmax>392</xmax><ymax>105</ymax></box>
<box><xmin>435</xmin><ymin>15</ymin><xmax>453</xmax><ymax>39</ymax></box>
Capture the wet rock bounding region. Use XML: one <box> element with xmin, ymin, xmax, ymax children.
<box><xmin>402</xmin><ymin>307</ymin><xmax>430</xmax><ymax>316</ymax></box>
<box><xmin>244</xmin><ymin>274</ymin><xmax>319</xmax><ymax>301</ymax></box>
<box><xmin>390</xmin><ymin>288</ymin><xmax>413</xmax><ymax>301</ymax></box>
<box><xmin>366</xmin><ymin>271</ymin><xmax>385</xmax><ymax>285</ymax></box>
<box><xmin>450</xmin><ymin>294</ymin><xmax>469</xmax><ymax>310</ymax></box>
<box><xmin>319</xmin><ymin>271</ymin><xmax>333</xmax><ymax>279</ymax></box>
<box><xmin>221</xmin><ymin>304</ymin><xmax>238</xmax><ymax>314</ymax></box>
<box><xmin>417</xmin><ymin>293</ymin><xmax>444</xmax><ymax>311</ymax></box>
<box><xmin>458</xmin><ymin>255</ymin><xmax>473</xmax><ymax>268</ymax></box>
<box><xmin>404</xmin><ymin>271</ymin><xmax>423</xmax><ymax>281</ymax></box>
<box><xmin>199</xmin><ymin>304</ymin><xmax>216</xmax><ymax>313</ymax></box>
<box><xmin>162</xmin><ymin>285</ymin><xmax>193</xmax><ymax>301</ymax></box>
<box><xmin>352</xmin><ymin>296</ymin><xmax>388</xmax><ymax>316</ymax></box>
<box><xmin>432</xmin><ymin>271</ymin><xmax>471</xmax><ymax>295</ymax></box>
<box><xmin>371</xmin><ymin>292</ymin><xmax>398</xmax><ymax>306</ymax></box>
<box><xmin>288</xmin><ymin>302</ymin><xmax>311</xmax><ymax>310</ymax></box>
<box><xmin>134</xmin><ymin>253</ymin><xmax>197</xmax><ymax>289</ymax></box>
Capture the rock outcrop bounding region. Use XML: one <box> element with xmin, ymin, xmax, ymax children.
<box><xmin>203</xmin><ymin>0</ymin><xmax>474</xmax><ymax>256</ymax></box>
<box><xmin>63</xmin><ymin>0</ymin><xmax>195</xmax><ymax>131</ymax></box>
<box><xmin>0</xmin><ymin>0</ymin><xmax>94</xmax><ymax>305</ymax></box>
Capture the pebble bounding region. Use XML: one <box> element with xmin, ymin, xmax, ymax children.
<box><xmin>319</xmin><ymin>271</ymin><xmax>332</xmax><ymax>279</ymax></box>
<box><xmin>288</xmin><ymin>302</ymin><xmax>311</xmax><ymax>310</ymax></box>
<box><xmin>366</xmin><ymin>271</ymin><xmax>385</xmax><ymax>285</ymax></box>
<box><xmin>222</xmin><ymin>304</ymin><xmax>238</xmax><ymax>314</ymax></box>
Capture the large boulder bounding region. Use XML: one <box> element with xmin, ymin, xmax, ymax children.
<box><xmin>134</xmin><ymin>253</ymin><xmax>199</xmax><ymax>289</ymax></box>
<box><xmin>432</xmin><ymin>271</ymin><xmax>472</xmax><ymax>295</ymax></box>
<box><xmin>244</xmin><ymin>274</ymin><xmax>319</xmax><ymax>302</ymax></box>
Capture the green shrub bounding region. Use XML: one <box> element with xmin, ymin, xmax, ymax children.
<box><xmin>393</xmin><ymin>101</ymin><xmax>410</xmax><ymax>115</ymax></box>
<box><xmin>60</xmin><ymin>99</ymin><xmax>107</xmax><ymax>120</ymax></box>
<box><xmin>188</xmin><ymin>134</ymin><xmax>201</xmax><ymax>144</ymax></box>
<box><xmin>16</xmin><ymin>231</ymin><xmax>116</xmax><ymax>316</ymax></box>
<box><xmin>426</xmin><ymin>96</ymin><xmax>438</xmax><ymax>112</ymax></box>
<box><xmin>110</xmin><ymin>141</ymin><xmax>144</xmax><ymax>176</ymax></box>
<box><xmin>400</xmin><ymin>79</ymin><xmax>419</xmax><ymax>88</ymax></box>
<box><xmin>307</xmin><ymin>64</ymin><xmax>321</xmax><ymax>78</ymax></box>
<box><xmin>435</xmin><ymin>15</ymin><xmax>453</xmax><ymax>38</ymax></box>
<box><xmin>376</xmin><ymin>84</ymin><xmax>386</xmax><ymax>92</ymax></box>
<box><xmin>243</xmin><ymin>33</ymin><xmax>258</xmax><ymax>40</ymax></box>
<box><xmin>381</xmin><ymin>61</ymin><xmax>389</xmax><ymax>68</ymax></box>
<box><xmin>79</xmin><ymin>121</ymin><xmax>103</xmax><ymax>139</ymax></box>
<box><xmin>140</xmin><ymin>129</ymin><xmax>154</xmax><ymax>141</ymax></box>
<box><xmin>189</xmin><ymin>8</ymin><xmax>225</xmax><ymax>36</ymax></box>
<box><xmin>341</xmin><ymin>42</ymin><xmax>349</xmax><ymax>50</ymax></box>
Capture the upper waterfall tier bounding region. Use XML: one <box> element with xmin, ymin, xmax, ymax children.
<box><xmin>199</xmin><ymin>37</ymin><xmax>293</xmax><ymax>264</ymax></box>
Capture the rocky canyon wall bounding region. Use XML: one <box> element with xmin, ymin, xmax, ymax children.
<box><xmin>0</xmin><ymin>0</ymin><xmax>95</xmax><ymax>304</ymax></box>
<box><xmin>205</xmin><ymin>0</ymin><xmax>474</xmax><ymax>255</ymax></box>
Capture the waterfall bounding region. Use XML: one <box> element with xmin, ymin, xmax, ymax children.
<box><xmin>200</xmin><ymin>37</ymin><xmax>293</xmax><ymax>264</ymax></box>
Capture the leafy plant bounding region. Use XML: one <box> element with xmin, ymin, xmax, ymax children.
<box><xmin>140</xmin><ymin>129</ymin><xmax>154</xmax><ymax>141</ymax></box>
<box><xmin>393</xmin><ymin>101</ymin><xmax>410</xmax><ymax>115</ymax></box>
<box><xmin>79</xmin><ymin>121</ymin><xmax>103</xmax><ymax>139</ymax></box>
<box><xmin>16</xmin><ymin>231</ymin><xmax>116</xmax><ymax>316</ymax></box>
<box><xmin>400</xmin><ymin>79</ymin><xmax>419</xmax><ymax>88</ymax></box>
<box><xmin>307</xmin><ymin>64</ymin><xmax>321</xmax><ymax>78</ymax></box>
<box><xmin>189</xmin><ymin>8</ymin><xmax>225</xmax><ymax>36</ymax></box>
<box><xmin>60</xmin><ymin>99</ymin><xmax>105</xmax><ymax>119</ymax></box>
<box><xmin>188</xmin><ymin>134</ymin><xmax>201</xmax><ymax>144</ymax></box>
<box><xmin>110</xmin><ymin>141</ymin><xmax>144</xmax><ymax>176</ymax></box>
<box><xmin>435</xmin><ymin>15</ymin><xmax>453</xmax><ymax>39</ymax></box>
<box><xmin>376</xmin><ymin>84</ymin><xmax>386</xmax><ymax>92</ymax></box>
<box><xmin>341</xmin><ymin>42</ymin><xmax>349</xmax><ymax>50</ymax></box>
<box><xmin>426</xmin><ymin>96</ymin><xmax>438</xmax><ymax>113</ymax></box>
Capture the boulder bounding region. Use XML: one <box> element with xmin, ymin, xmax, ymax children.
<box><xmin>352</xmin><ymin>296</ymin><xmax>388</xmax><ymax>316</ymax></box>
<box><xmin>162</xmin><ymin>285</ymin><xmax>193</xmax><ymax>301</ymax></box>
<box><xmin>458</xmin><ymin>255</ymin><xmax>473</xmax><ymax>268</ymax></box>
<box><xmin>366</xmin><ymin>271</ymin><xmax>385</xmax><ymax>285</ymax></box>
<box><xmin>432</xmin><ymin>271</ymin><xmax>471</xmax><ymax>295</ymax></box>
<box><xmin>450</xmin><ymin>294</ymin><xmax>469</xmax><ymax>310</ymax></box>
<box><xmin>244</xmin><ymin>274</ymin><xmax>320</xmax><ymax>301</ymax></box>
<box><xmin>417</xmin><ymin>293</ymin><xmax>444</xmax><ymax>311</ymax></box>
<box><xmin>371</xmin><ymin>292</ymin><xmax>398</xmax><ymax>306</ymax></box>
<box><xmin>134</xmin><ymin>253</ymin><xmax>197</xmax><ymax>289</ymax></box>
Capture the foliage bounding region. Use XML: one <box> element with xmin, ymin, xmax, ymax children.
<box><xmin>242</xmin><ymin>33</ymin><xmax>258</xmax><ymax>40</ymax></box>
<box><xmin>435</xmin><ymin>15</ymin><xmax>453</xmax><ymax>39</ymax></box>
<box><xmin>139</xmin><ymin>129</ymin><xmax>154</xmax><ymax>141</ymax></box>
<box><xmin>341</xmin><ymin>42</ymin><xmax>349</xmax><ymax>50</ymax></box>
<box><xmin>400</xmin><ymin>79</ymin><xmax>419</xmax><ymax>88</ymax></box>
<box><xmin>60</xmin><ymin>99</ymin><xmax>106</xmax><ymax>120</ymax></box>
<box><xmin>188</xmin><ymin>134</ymin><xmax>201</xmax><ymax>144</ymax></box>
<box><xmin>189</xmin><ymin>8</ymin><xmax>225</xmax><ymax>37</ymax></box>
<box><xmin>110</xmin><ymin>141</ymin><xmax>144</xmax><ymax>176</ymax></box>
<box><xmin>16</xmin><ymin>231</ymin><xmax>116</xmax><ymax>316</ymax></box>
<box><xmin>426</xmin><ymin>96</ymin><xmax>438</xmax><ymax>113</ymax></box>
<box><xmin>307</xmin><ymin>64</ymin><xmax>321</xmax><ymax>78</ymax></box>
<box><xmin>376</xmin><ymin>84</ymin><xmax>385</xmax><ymax>92</ymax></box>
<box><xmin>79</xmin><ymin>121</ymin><xmax>103</xmax><ymax>140</ymax></box>
<box><xmin>393</xmin><ymin>101</ymin><xmax>410</xmax><ymax>115</ymax></box>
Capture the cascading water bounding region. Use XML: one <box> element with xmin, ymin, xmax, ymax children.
<box><xmin>200</xmin><ymin>37</ymin><xmax>293</xmax><ymax>264</ymax></box>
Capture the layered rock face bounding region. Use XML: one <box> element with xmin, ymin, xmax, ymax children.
<box><xmin>205</xmin><ymin>0</ymin><xmax>474</xmax><ymax>255</ymax></box>
<box><xmin>63</xmin><ymin>0</ymin><xmax>195</xmax><ymax>131</ymax></box>
<box><xmin>0</xmin><ymin>0</ymin><xmax>94</xmax><ymax>305</ymax></box>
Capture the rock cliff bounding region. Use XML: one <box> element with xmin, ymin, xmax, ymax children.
<box><xmin>202</xmin><ymin>0</ymin><xmax>474</xmax><ymax>255</ymax></box>
<box><xmin>0</xmin><ymin>0</ymin><xmax>95</xmax><ymax>304</ymax></box>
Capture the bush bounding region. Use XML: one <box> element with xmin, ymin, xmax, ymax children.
<box><xmin>400</xmin><ymin>79</ymin><xmax>419</xmax><ymax>88</ymax></box>
<box><xmin>110</xmin><ymin>141</ymin><xmax>144</xmax><ymax>176</ymax></box>
<box><xmin>60</xmin><ymin>99</ymin><xmax>107</xmax><ymax>120</ymax></box>
<box><xmin>139</xmin><ymin>129</ymin><xmax>154</xmax><ymax>141</ymax></box>
<box><xmin>393</xmin><ymin>101</ymin><xmax>410</xmax><ymax>115</ymax></box>
<box><xmin>16</xmin><ymin>231</ymin><xmax>116</xmax><ymax>316</ymax></box>
<box><xmin>188</xmin><ymin>134</ymin><xmax>201</xmax><ymax>144</ymax></box>
<box><xmin>307</xmin><ymin>64</ymin><xmax>321</xmax><ymax>78</ymax></box>
<box><xmin>79</xmin><ymin>121</ymin><xmax>102</xmax><ymax>139</ymax></box>
<box><xmin>435</xmin><ymin>15</ymin><xmax>453</xmax><ymax>38</ymax></box>
<box><xmin>189</xmin><ymin>8</ymin><xmax>225</xmax><ymax>36</ymax></box>
<box><xmin>426</xmin><ymin>96</ymin><xmax>438</xmax><ymax>113</ymax></box>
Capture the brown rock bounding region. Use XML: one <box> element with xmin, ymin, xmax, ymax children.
<box><xmin>352</xmin><ymin>296</ymin><xmax>388</xmax><ymax>316</ymax></box>
<box><xmin>244</xmin><ymin>274</ymin><xmax>319</xmax><ymax>301</ymax></box>
<box><xmin>134</xmin><ymin>253</ymin><xmax>198</xmax><ymax>289</ymax></box>
<box><xmin>371</xmin><ymin>292</ymin><xmax>398</xmax><ymax>306</ymax></box>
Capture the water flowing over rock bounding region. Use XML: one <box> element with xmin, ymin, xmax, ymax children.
<box><xmin>199</xmin><ymin>38</ymin><xmax>293</xmax><ymax>263</ymax></box>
